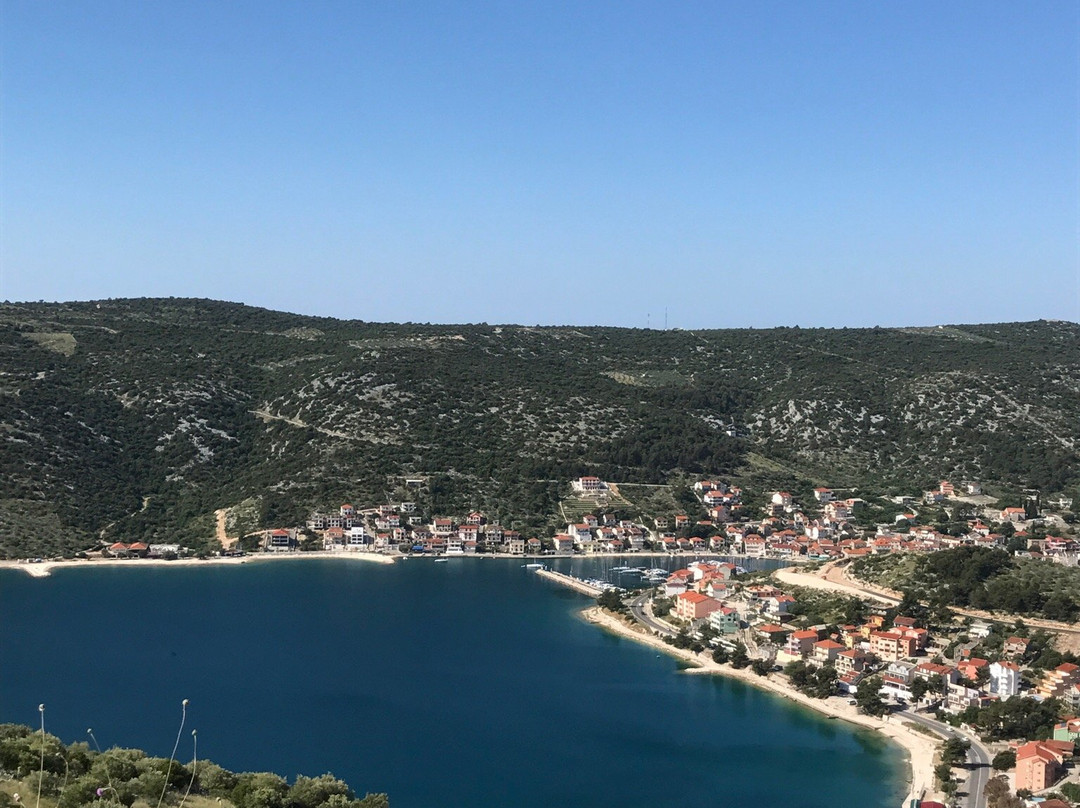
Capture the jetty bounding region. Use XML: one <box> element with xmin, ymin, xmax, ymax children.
<box><xmin>535</xmin><ymin>568</ymin><xmax>603</xmax><ymax>597</ymax></box>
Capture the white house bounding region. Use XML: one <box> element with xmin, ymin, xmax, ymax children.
<box><xmin>348</xmin><ymin>526</ymin><xmax>367</xmax><ymax>549</ymax></box>
<box><xmin>573</xmin><ymin>476</ymin><xmax>607</xmax><ymax>493</ymax></box>
<box><xmin>771</xmin><ymin>492</ymin><xmax>794</xmax><ymax>509</ymax></box>
<box><xmin>989</xmin><ymin>661</ymin><xmax>1021</xmax><ymax>698</ymax></box>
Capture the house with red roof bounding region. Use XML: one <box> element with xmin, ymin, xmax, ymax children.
<box><xmin>267</xmin><ymin>529</ymin><xmax>294</xmax><ymax>551</ymax></box>
<box><xmin>756</xmin><ymin>624</ymin><xmax>791</xmax><ymax>644</ymax></box>
<box><xmin>573</xmin><ymin>476</ymin><xmax>606</xmax><ymax>492</ymax></box>
<box><xmin>870</xmin><ymin>631</ymin><xmax>915</xmax><ymax>662</ymax></box>
<box><xmin>552</xmin><ymin>534</ymin><xmax>574</xmax><ymax>554</ymax></box>
<box><xmin>812</xmin><ymin>639</ymin><xmax>846</xmax><ymax>666</ymax></box>
<box><xmin>785</xmin><ymin>629</ymin><xmax>821</xmax><ymax>658</ymax></box>
<box><xmin>1015</xmin><ymin>740</ymin><xmax>1073</xmax><ymax>791</ymax></box>
<box><xmin>835</xmin><ymin>649</ymin><xmax>869</xmax><ymax>676</ymax></box>
<box><xmin>1038</xmin><ymin>663</ymin><xmax>1080</xmax><ymax>700</ymax></box>
<box><xmin>674</xmin><ymin>591</ymin><xmax>722</xmax><ymax>621</ymax></box>
<box><xmin>1054</xmin><ymin>717</ymin><xmax>1080</xmax><ymax>743</ymax></box>
<box><xmin>764</xmin><ymin>594</ymin><xmax>796</xmax><ymax>619</ymax></box>
<box><xmin>1001</xmin><ymin>507</ymin><xmax>1026</xmax><ymax>522</ymax></box>
<box><xmin>708</xmin><ymin>606</ymin><xmax>739</xmax><ymax>635</ymax></box>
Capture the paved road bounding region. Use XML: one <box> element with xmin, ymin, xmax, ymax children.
<box><xmin>900</xmin><ymin>710</ymin><xmax>992</xmax><ymax>808</ymax></box>
<box><xmin>630</xmin><ymin>592</ymin><xmax>675</xmax><ymax>637</ymax></box>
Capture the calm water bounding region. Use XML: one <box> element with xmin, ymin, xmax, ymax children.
<box><xmin>0</xmin><ymin>557</ymin><xmax>906</xmax><ymax>807</ymax></box>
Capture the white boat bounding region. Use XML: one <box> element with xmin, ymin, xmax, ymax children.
<box><xmin>434</xmin><ymin>558</ymin><xmax>449</xmax><ymax>563</ymax></box>
<box><xmin>523</xmin><ymin>562</ymin><xmax>544</xmax><ymax>569</ymax></box>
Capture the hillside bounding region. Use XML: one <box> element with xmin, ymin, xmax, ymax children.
<box><xmin>0</xmin><ymin>722</ymin><xmax>387</xmax><ymax>808</ymax></box>
<box><xmin>1</xmin><ymin>299</ymin><xmax>1078</xmax><ymax>557</ymax></box>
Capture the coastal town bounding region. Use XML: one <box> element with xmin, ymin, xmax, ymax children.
<box><xmin>279</xmin><ymin>473</ymin><xmax>1078</xmax><ymax>808</ymax></box>
<box><xmin>8</xmin><ymin>473</ymin><xmax>1079</xmax><ymax>808</ymax></box>
<box><xmin>579</xmin><ymin>554</ymin><xmax>1080</xmax><ymax>808</ymax></box>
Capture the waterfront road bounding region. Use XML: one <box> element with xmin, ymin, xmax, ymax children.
<box><xmin>630</xmin><ymin>592</ymin><xmax>675</xmax><ymax>637</ymax></box>
<box><xmin>899</xmin><ymin>710</ymin><xmax>992</xmax><ymax>808</ymax></box>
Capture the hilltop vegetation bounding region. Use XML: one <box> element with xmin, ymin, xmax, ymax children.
<box><xmin>1</xmin><ymin>299</ymin><xmax>1079</xmax><ymax>556</ymax></box>
<box><xmin>851</xmin><ymin>547</ymin><xmax>1080</xmax><ymax>622</ymax></box>
<box><xmin>0</xmin><ymin>723</ymin><xmax>387</xmax><ymax>808</ymax></box>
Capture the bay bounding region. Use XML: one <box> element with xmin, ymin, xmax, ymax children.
<box><xmin>0</xmin><ymin>557</ymin><xmax>907</xmax><ymax>807</ymax></box>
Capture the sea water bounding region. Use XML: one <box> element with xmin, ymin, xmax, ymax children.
<box><xmin>0</xmin><ymin>558</ymin><xmax>906</xmax><ymax>807</ymax></box>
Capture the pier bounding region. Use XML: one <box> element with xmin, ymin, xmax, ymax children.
<box><xmin>535</xmin><ymin>568</ymin><xmax>604</xmax><ymax>597</ymax></box>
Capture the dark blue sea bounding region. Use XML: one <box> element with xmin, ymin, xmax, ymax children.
<box><xmin>0</xmin><ymin>556</ymin><xmax>907</xmax><ymax>807</ymax></box>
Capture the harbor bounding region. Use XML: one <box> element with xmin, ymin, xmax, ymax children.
<box><xmin>534</xmin><ymin>567</ymin><xmax>605</xmax><ymax>597</ymax></box>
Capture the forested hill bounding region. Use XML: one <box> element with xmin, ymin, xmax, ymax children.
<box><xmin>2</xmin><ymin>299</ymin><xmax>1078</xmax><ymax>557</ymax></box>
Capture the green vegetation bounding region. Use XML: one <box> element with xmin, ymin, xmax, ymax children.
<box><xmin>651</xmin><ymin>597</ymin><xmax>673</xmax><ymax>617</ymax></box>
<box><xmin>1059</xmin><ymin>782</ymin><xmax>1080</xmax><ymax>804</ymax></box>
<box><xmin>852</xmin><ymin>547</ymin><xmax>1080</xmax><ymax>621</ymax></box>
<box><xmin>596</xmin><ymin>589</ymin><xmax>627</xmax><ymax>612</ymax></box>
<box><xmin>855</xmin><ymin>676</ymin><xmax>887</xmax><ymax>717</ymax></box>
<box><xmin>984</xmin><ymin>777</ymin><xmax>1025</xmax><ymax>808</ymax></box>
<box><xmin>934</xmin><ymin>738</ymin><xmax>970</xmax><ymax>800</ymax></box>
<box><xmin>729</xmin><ymin>642</ymin><xmax>750</xmax><ymax>670</ymax></box>
<box><xmin>2</xmin><ymin>300</ymin><xmax>1079</xmax><ymax>557</ymax></box>
<box><xmin>991</xmin><ymin>750</ymin><xmax>1015</xmax><ymax>771</ymax></box>
<box><xmin>956</xmin><ymin>696</ymin><xmax>1065</xmax><ymax>742</ymax></box>
<box><xmin>750</xmin><ymin>659</ymin><xmax>773</xmax><ymax>677</ymax></box>
<box><xmin>782</xmin><ymin>661</ymin><xmax>837</xmax><ymax>698</ymax></box>
<box><xmin>0</xmin><ymin>723</ymin><xmax>387</xmax><ymax>808</ymax></box>
<box><xmin>782</xmin><ymin>588</ymin><xmax>866</xmax><ymax>627</ymax></box>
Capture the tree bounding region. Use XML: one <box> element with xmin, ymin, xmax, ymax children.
<box><xmin>597</xmin><ymin>589</ymin><xmax>626</xmax><ymax>612</ymax></box>
<box><xmin>941</xmin><ymin>737</ymin><xmax>970</xmax><ymax>767</ymax></box>
<box><xmin>711</xmin><ymin>646</ymin><xmax>729</xmax><ymax>664</ymax></box>
<box><xmin>784</xmin><ymin>660</ymin><xmax>813</xmax><ymax>689</ymax></box>
<box><xmin>1060</xmin><ymin>782</ymin><xmax>1080</xmax><ymax>804</ymax></box>
<box><xmin>934</xmin><ymin>762</ymin><xmax>955</xmax><ymax>789</ymax></box>
<box><xmin>855</xmin><ymin>676</ymin><xmax>888</xmax><ymax>717</ymax></box>
<box><xmin>652</xmin><ymin>596</ymin><xmax>673</xmax><ymax>617</ymax></box>
<box><xmin>751</xmin><ymin>659</ymin><xmax>772</xmax><ymax>676</ymax></box>
<box><xmin>929</xmin><ymin>593</ymin><xmax>954</xmax><ymax>624</ymax></box>
<box><xmin>355</xmin><ymin>796</ymin><xmax>389</xmax><ymax>808</ymax></box>
<box><xmin>895</xmin><ymin>590</ymin><xmax>923</xmax><ymax>621</ymax></box>
<box><xmin>810</xmin><ymin>665</ymin><xmax>837</xmax><ymax>699</ymax></box>
<box><xmin>286</xmin><ymin>774</ymin><xmax>353</xmax><ymax>808</ymax></box>
<box><xmin>730</xmin><ymin>642</ymin><xmax>750</xmax><ymax>669</ymax></box>
<box><xmin>910</xmin><ymin>678</ymin><xmax>929</xmax><ymax>702</ymax></box>
<box><xmin>991</xmin><ymin>750</ymin><xmax>1015</xmax><ymax>771</ymax></box>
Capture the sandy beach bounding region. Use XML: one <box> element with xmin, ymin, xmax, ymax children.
<box><xmin>0</xmin><ymin>550</ymin><xmax>396</xmax><ymax>578</ymax></box>
<box><xmin>582</xmin><ymin>606</ymin><xmax>944</xmax><ymax>807</ymax></box>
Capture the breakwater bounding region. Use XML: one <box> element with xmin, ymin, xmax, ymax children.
<box><xmin>534</xmin><ymin>567</ymin><xmax>604</xmax><ymax>597</ymax></box>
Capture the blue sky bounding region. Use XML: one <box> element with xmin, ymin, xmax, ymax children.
<box><xmin>2</xmin><ymin>1</ymin><xmax>1078</xmax><ymax>328</ymax></box>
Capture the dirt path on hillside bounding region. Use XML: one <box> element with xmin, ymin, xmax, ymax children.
<box><xmin>250</xmin><ymin>409</ymin><xmax>356</xmax><ymax>440</ymax></box>
<box><xmin>215</xmin><ymin>508</ymin><xmax>237</xmax><ymax>550</ymax></box>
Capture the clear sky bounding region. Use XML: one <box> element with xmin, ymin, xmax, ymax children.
<box><xmin>2</xmin><ymin>1</ymin><xmax>1078</xmax><ymax>328</ymax></box>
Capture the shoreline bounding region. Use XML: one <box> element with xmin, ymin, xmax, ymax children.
<box><xmin>581</xmin><ymin>606</ymin><xmax>944</xmax><ymax>808</ymax></box>
<box><xmin>0</xmin><ymin>549</ymin><xmax>787</xmax><ymax>579</ymax></box>
<box><xmin>0</xmin><ymin>551</ymin><xmax>396</xmax><ymax>578</ymax></box>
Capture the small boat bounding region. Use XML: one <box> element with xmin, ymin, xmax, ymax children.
<box><xmin>434</xmin><ymin>558</ymin><xmax>449</xmax><ymax>563</ymax></box>
<box><xmin>523</xmin><ymin>562</ymin><xmax>544</xmax><ymax>569</ymax></box>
